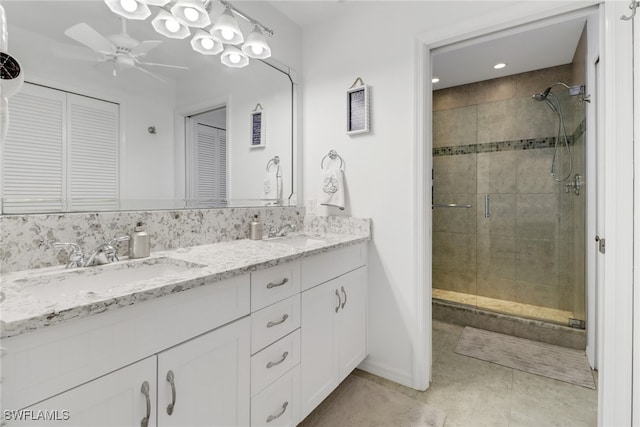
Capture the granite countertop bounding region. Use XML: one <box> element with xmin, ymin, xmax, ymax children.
<box><xmin>0</xmin><ymin>232</ymin><xmax>369</xmax><ymax>339</ymax></box>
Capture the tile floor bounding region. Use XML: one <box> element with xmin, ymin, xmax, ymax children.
<box><xmin>300</xmin><ymin>320</ymin><xmax>598</xmax><ymax>427</ymax></box>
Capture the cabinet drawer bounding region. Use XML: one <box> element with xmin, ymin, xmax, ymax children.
<box><xmin>251</xmin><ymin>365</ymin><xmax>300</xmax><ymax>427</ymax></box>
<box><xmin>251</xmin><ymin>261</ymin><xmax>301</xmax><ymax>312</ymax></box>
<box><xmin>301</xmin><ymin>243</ymin><xmax>366</xmax><ymax>291</ymax></box>
<box><xmin>251</xmin><ymin>329</ymin><xmax>300</xmax><ymax>397</ymax></box>
<box><xmin>251</xmin><ymin>295</ymin><xmax>300</xmax><ymax>354</ymax></box>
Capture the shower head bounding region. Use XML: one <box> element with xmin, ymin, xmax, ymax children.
<box><xmin>532</xmin><ymin>86</ymin><xmax>553</xmax><ymax>101</ymax></box>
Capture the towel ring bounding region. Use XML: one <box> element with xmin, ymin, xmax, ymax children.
<box><xmin>320</xmin><ymin>150</ymin><xmax>344</xmax><ymax>170</ymax></box>
<box><xmin>266</xmin><ymin>155</ymin><xmax>280</xmax><ymax>172</ymax></box>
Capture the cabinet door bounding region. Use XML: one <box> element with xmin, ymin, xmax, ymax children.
<box><xmin>157</xmin><ymin>317</ymin><xmax>250</xmax><ymax>427</ymax></box>
<box><xmin>300</xmin><ymin>281</ymin><xmax>340</xmax><ymax>419</ymax></box>
<box><xmin>336</xmin><ymin>267</ymin><xmax>368</xmax><ymax>380</ymax></box>
<box><xmin>7</xmin><ymin>357</ymin><xmax>156</xmax><ymax>427</ymax></box>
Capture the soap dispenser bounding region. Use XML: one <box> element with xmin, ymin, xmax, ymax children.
<box><xmin>249</xmin><ymin>215</ymin><xmax>263</xmax><ymax>240</ymax></box>
<box><xmin>129</xmin><ymin>221</ymin><xmax>150</xmax><ymax>258</ymax></box>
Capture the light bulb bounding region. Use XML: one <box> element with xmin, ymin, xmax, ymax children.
<box><xmin>165</xmin><ymin>19</ymin><xmax>181</xmax><ymax>33</ymax></box>
<box><xmin>494</xmin><ymin>63</ymin><xmax>506</xmax><ymax>69</ymax></box>
<box><xmin>251</xmin><ymin>45</ymin><xmax>264</xmax><ymax>55</ymax></box>
<box><xmin>229</xmin><ymin>53</ymin><xmax>241</xmax><ymax>64</ymax></box>
<box><xmin>183</xmin><ymin>7</ymin><xmax>199</xmax><ymax>22</ymax></box>
<box><xmin>120</xmin><ymin>0</ymin><xmax>138</xmax><ymax>12</ymax></box>
<box><xmin>201</xmin><ymin>38</ymin><xmax>215</xmax><ymax>50</ymax></box>
<box><xmin>221</xmin><ymin>28</ymin><xmax>235</xmax><ymax>41</ymax></box>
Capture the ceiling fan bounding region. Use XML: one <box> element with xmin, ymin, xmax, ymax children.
<box><xmin>63</xmin><ymin>20</ymin><xmax>188</xmax><ymax>81</ymax></box>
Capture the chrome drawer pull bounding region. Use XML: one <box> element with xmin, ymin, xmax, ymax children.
<box><xmin>341</xmin><ymin>286</ymin><xmax>347</xmax><ymax>309</ymax></box>
<box><xmin>141</xmin><ymin>381</ymin><xmax>151</xmax><ymax>427</ymax></box>
<box><xmin>166</xmin><ymin>370</ymin><xmax>176</xmax><ymax>415</ymax></box>
<box><xmin>335</xmin><ymin>289</ymin><xmax>341</xmax><ymax>313</ymax></box>
<box><xmin>267</xmin><ymin>314</ymin><xmax>289</xmax><ymax>328</ymax></box>
<box><xmin>266</xmin><ymin>278</ymin><xmax>289</xmax><ymax>289</ymax></box>
<box><xmin>266</xmin><ymin>351</ymin><xmax>289</xmax><ymax>369</ymax></box>
<box><xmin>266</xmin><ymin>401</ymin><xmax>289</xmax><ymax>423</ymax></box>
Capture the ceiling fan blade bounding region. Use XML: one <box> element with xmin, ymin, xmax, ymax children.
<box><xmin>64</xmin><ymin>23</ymin><xmax>114</xmax><ymax>55</ymax></box>
<box><xmin>136</xmin><ymin>61</ymin><xmax>189</xmax><ymax>70</ymax></box>
<box><xmin>133</xmin><ymin>66</ymin><xmax>166</xmax><ymax>83</ymax></box>
<box><xmin>130</xmin><ymin>41</ymin><xmax>163</xmax><ymax>57</ymax></box>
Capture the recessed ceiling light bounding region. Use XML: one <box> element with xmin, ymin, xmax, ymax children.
<box><xmin>432</xmin><ymin>77</ymin><xmax>440</xmax><ymax>83</ymax></box>
<box><xmin>494</xmin><ymin>63</ymin><xmax>506</xmax><ymax>69</ymax></box>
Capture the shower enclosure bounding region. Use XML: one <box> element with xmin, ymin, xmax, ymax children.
<box><xmin>431</xmin><ymin>64</ymin><xmax>587</xmax><ymax>327</ymax></box>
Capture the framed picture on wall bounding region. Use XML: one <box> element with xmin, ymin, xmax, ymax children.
<box><xmin>250</xmin><ymin>109</ymin><xmax>266</xmax><ymax>148</ymax></box>
<box><xmin>346</xmin><ymin>84</ymin><xmax>370</xmax><ymax>135</ymax></box>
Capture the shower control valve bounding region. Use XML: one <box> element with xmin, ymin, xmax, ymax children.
<box><xmin>565</xmin><ymin>174</ymin><xmax>583</xmax><ymax>196</ymax></box>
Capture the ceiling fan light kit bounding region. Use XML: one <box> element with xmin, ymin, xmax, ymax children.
<box><xmin>104</xmin><ymin>0</ymin><xmax>272</xmax><ymax>68</ymax></box>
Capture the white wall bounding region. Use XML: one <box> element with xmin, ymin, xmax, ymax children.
<box><xmin>301</xmin><ymin>1</ymin><xmax>578</xmax><ymax>387</ymax></box>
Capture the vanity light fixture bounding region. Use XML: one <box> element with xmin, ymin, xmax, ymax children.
<box><xmin>241</xmin><ymin>25</ymin><xmax>271</xmax><ymax>59</ymax></box>
<box><xmin>432</xmin><ymin>77</ymin><xmax>440</xmax><ymax>83</ymax></box>
<box><xmin>211</xmin><ymin>5</ymin><xmax>244</xmax><ymax>45</ymax></box>
<box><xmin>493</xmin><ymin>62</ymin><xmax>506</xmax><ymax>69</ymax></box>
<box><xmin>191</xmin><ymin>29</ymin><xmax>223</xmax><ymax>54</ymax></box>
<box><xmin>104</xmin><ymin>0</ymin><xmax>273</xmax><ymax>68</ymax></box>
<box><xmin>152</xmin><ymin>10</ymin><xmax>191</xmax><ymax>39</ymax></box>
<box><xmin>171</xmin><ymin>0</ymin><xmax>211</xmax><ymax>28</ymax></box>
<box><xmin>104</xmin><ymin>0</ymin><xmax>151</xmax><ymax>20</ymax></box>
<box><xmin>221</xmin><ymin>45</ymin><xmax>249</xmax><ymax>68</ymax></box>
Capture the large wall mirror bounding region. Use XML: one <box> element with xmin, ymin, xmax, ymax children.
<box><xmin>0</xmin><ymin>1</ymin><xmax>295</xmax><ymax>214</ymax></box>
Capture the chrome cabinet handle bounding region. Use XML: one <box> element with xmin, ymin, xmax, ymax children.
<box><xmin>266</xmin><ymin>351</ymin><xmax>289</xmax><ymax>369</ymax></box>
<box><xmin>341</xmin><ymin>286</ymin><xmax>347</xmax><ymax>309</ymax></box>
<box><xmin>266</xmin><ymin>401</ymin><xmax>289</xmax><ymax>423</ymax></box>
<box><xmin>141</xmin><ymin>381</ymin><xmax>151</xmax><ymax>427</ymax></box>
<box><xmin>266</xmin><ymin>278</ymin><xmax>289</xmax><ymax>289</ymax></box>
<box><xmin>267</xmin><ymin>314</ymin><xmax>289</xmax><ymax>328</ymax></box>
<box><xmin>166</xmin><ymin>370</ymin><xmax>176</xmax><ymax>415</ymax></box>
<box><xmin>335</xmin><ymin>289</ymin><xmax>341</xmax><ymax>313</ymax></box>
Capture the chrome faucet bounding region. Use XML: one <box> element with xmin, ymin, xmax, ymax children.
<box><xmin>268</xmin><ymin>224</ymin><xmax>297</xmax><ymax>238</ymax></box>
<box><xmin>54</xmin><ymin>236</ymin><xmax>130</xmax><ymax>268</ymax></box>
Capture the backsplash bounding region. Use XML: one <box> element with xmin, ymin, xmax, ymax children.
<box><xmin>0</xmin><ymin>207</ymin><xmax>303</xmax><ymax>274</ymax></box>
<box><xmin>304</xmin><ymin>215</ymin><xmax>371</xmax><ymax>236</ymax></box>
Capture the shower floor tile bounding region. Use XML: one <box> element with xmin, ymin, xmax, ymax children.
<box><xmin>433</xmin><ymin>288</ymin><xmax>575</xmax><ymax>325</ymax></box>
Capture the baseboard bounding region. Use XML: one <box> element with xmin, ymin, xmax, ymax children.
<box><xmin>357</xmin><ymin>359</ymin><xmax>413</xmax><ymax>389</ymax></box>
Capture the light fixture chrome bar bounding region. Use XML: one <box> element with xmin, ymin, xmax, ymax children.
<box><xmin>217</xmin><ymin>0</ymin><xmax>274</xmax><ymax>36</ymax></box>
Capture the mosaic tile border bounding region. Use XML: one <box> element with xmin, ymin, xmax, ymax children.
<box><xmin>434</xmin><ymin>119</ymin><xmax>586</xmax><ymax>157</ymax></box>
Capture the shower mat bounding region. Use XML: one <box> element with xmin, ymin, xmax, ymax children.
<box><xmin>455</xmin><ymin>326</ymin><xmax>596</xmax><ymax>389</ymax></box>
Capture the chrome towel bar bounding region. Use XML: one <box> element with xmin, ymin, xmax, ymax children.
<box><xmin>432</xmin><ymin>203</ymin><xmax>473</xmax><ymax>208</ymax></box>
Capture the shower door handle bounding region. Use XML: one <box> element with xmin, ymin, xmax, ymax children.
<box><xmin>484</xmin><ymin>195</ymin><xmax>490</xmax><ymax>218</ymax></box>
<box><xmin>432</xmin><ymin>204</ymin><xmax>472</xmax><ymax>208</ymax></box>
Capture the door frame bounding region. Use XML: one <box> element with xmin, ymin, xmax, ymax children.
<box><xmin>413</xmin><ymin>1</ymin><xmax>602</xmax><ymax>390</ymax></box>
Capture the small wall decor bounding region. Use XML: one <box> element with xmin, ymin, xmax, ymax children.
<box><xmin>250</xmin><ymin>103</ymin><xmax>266</xmax><ymax>148</ymax></box>
<box><xmin>346</xmin><ymin>77</ymin><xmax>370</xmax><ymax>136</ymax></box>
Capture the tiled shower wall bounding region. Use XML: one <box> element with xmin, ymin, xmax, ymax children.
<box><xmin>432</xmin><ymin>61</ymin><xmax>586</xmax><ymax>315</ymax></box>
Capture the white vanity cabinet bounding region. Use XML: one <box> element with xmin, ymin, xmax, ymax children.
<box><xmin>2</xmin><ymin>275</ymin><xmax>251</xmax><ymax>427</ymax></box>
<box><xmin>11</xmin><ymin>319</ymin><xmax>250</xmax><ymax>427</ymax></box>
<box><xmin>299</xmin><ymin>244</ymin><xmax>368</xmax><ymax>420</ymax></box>
<box><xmin>11</xmin><ymin>357</ymin><xmax>158</xmax><ymax>427</ymax></box>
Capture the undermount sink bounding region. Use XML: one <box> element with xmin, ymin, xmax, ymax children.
<box><xmin>264</xmin><ymin>233</ymin><xmax>327</xmax><ymax>249</ymax></box>
<box><xmin>17</xmin><ymin>257</ymin><xmax>206</xmax><ymax>300</ymax></box>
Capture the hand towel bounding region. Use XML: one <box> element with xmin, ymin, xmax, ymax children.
<box><xmin>318</xmin><ymin>168</ymin><xmax>345</xmax><ymax>210</ymax></box>
<box><xmin>264</xmin><ymin>169</ymin><xmax>278</xmax><ymax>199</ymax></box>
